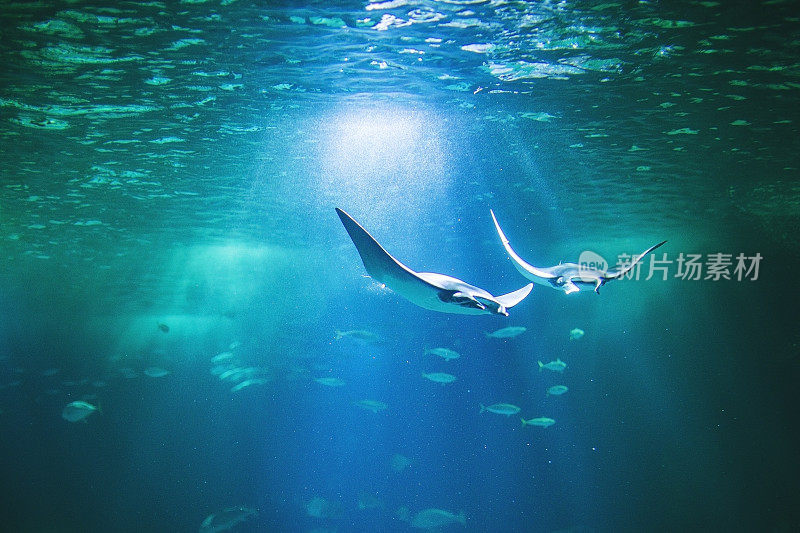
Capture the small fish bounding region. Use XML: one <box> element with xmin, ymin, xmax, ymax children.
<box><xmin>305</xmin><ymin>496</ymin><xmax>344</xmax><ymax>520</ymax></box>
<box><xmin>314</xmin><ymin>377</ymin><xmax>345</xmax><ymax>387</ymax></box>
<box><xmin>424</xmin><ymin>347</ymin><xmax>460</xmax><ymax>361</ymax></box>
<box><xmin>355</xmin><ymin>399</ymin><xmax>387</xmax><ymax>413</ymax></box>
<box><xmin>334</xmin><ymin>329</ymin><xmax>380</xmax><ymax>343</ymax></box>
<box><xmin>485</xmin><ymin>326</ymin><xmax>526</xmax><ymax>339</ymax></box>
<box><xmin>219</xmin><ymin>366</ymin><xmax>261</xmax><ymax>381</ymax></box>
<box><xmin>157</xmin><ymin>322</ymin><xmax>169</xmax><ymax>333</ymax></box>
<box><xmin>230</xmin><ymin>378</ymin><xmax>267</xmax><ymax>392</ymax></box>
<box><xmin>411</xmin><ymin>508</ymin><xmax>467</xmax><ymax>529</ymax></box>
<box><xmin>521</xmin><ymin>417</ymin><xmax>555</xmax><ymax>428</ymax></box>
<box><xmin>62</xmin><ymin>400</ymin><xmax>99</xmax><ymax>423</ymax></box>
<box><xmin>479</xmin><ymin>403</ymin><xmax>521</xmax><ymax>416</ymax></box>
<box><xmin>218</xmin><ymin>368</ymin><xmax>242</xmax><ymax>380</ymax></box>
<box><xmin>569</xmin><ymin>328</ymin><xmax>585</xmax><ymax>340</ymax></box>
<box><xmin>143</xmin><ymin>366</ymin><xmax>170</xmax><ymax>378</ymax></box>
<box><xmin>357</xmin><ymin>491</ymin><xmax>384</xmax><ymax>511</ymax></box>
<box><xmin>199</xmin><ymin>506</ymin><xmax>257</xmax><ymax>533</ymax></box>
<box><xmin>538</xmin><ymin>358</ymin><xmax>567</xmax><ymax>373</ymax></box>
<box><xmin>210</xmin><ymin>364</ymin><xmax>233</xmax><ymax>376</ymax></box>
<box><xmin>211</xmin><ymin>351</ymin><xmax>235</xmax><ymax>363</ymax></box>
<box><xmin>422</xmin><ymin>372</ymin><xmax>457</xmax><ymax>384</ymax></box>
<box><xmin>547</xmin><ymin>385</ymin><xmax>569</xmax><ymax>396</ymax></box>
<box><xmin>390</xmin><ymin>453</ymin><xmax>412</xmax><ymax>472</ymax></box>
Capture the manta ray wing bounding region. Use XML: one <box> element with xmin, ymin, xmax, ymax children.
<box><xmin>335</xmin><ymin>207</ymin><xmax>443</xmax><ymax>294</ymax></box>
<box><xmin>337</xmin><ymin>208</ymin><xmax>533</xmax><ymax>315</ymax></box>
<box><xmin>490</xmin><ymin>210</ymin><xmax>558</xmax><ymax>282</ymax></box>
<box><xmin>605</xmin><ymin>240</ymin><xmax>667</xmax><ymax>279</ymax></box>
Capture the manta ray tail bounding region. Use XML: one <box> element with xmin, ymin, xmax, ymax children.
<box><xmin>495</xmin><ymin>283</ymin><xmax>533</xmax><ymax>309</ymax></box>
<box><xmin>606</xmin><ymin>240</ymin><xmax>667</xmax><ymax>279</ymax></box>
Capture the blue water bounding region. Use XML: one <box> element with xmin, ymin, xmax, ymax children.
<box><xmin>1</xmin><ymin>1</ymin><xmax>799</xmax><ymax>532</ymax></box>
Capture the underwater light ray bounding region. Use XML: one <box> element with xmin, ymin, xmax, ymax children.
<box><xmin>315</xmin><ymin>103</ymin><xmax>450</xmax><ymax>224</ymax></box>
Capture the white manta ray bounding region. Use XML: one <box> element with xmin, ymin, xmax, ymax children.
<box><xmin>336</xmin><ymin>208</ymin><xmax>532</xmax><ymax>316</ymax></box>
<box><xmin>490</xmin><ymin>209</ymin><xmax>666</xmax><ymax>294</ymax></box>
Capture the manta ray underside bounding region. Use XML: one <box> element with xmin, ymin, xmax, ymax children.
<box><xmin>336</xmin><ymin>208</ymin><xmax>532</xmax><ymax>315</ymax></box>
<box><xmin>490</xmin><ymin>209</ymin><xmax>666</xmax><ymax>294</ymax></box>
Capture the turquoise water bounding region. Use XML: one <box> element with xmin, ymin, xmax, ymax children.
<box><xmin>1</xmin><ymin>1</ymin><xmax>798</xmax><ymax>531</ymax></box>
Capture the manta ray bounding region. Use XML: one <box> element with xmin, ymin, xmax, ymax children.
<box><xmin>336</xmin><ymin>208</ymin><xmax>532</xmax><ymax>316</ymax></box>
<box><xmin>490</xmin><ymin>209</ymin><xmax>666</xmax><ymax>294</ymax></box>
